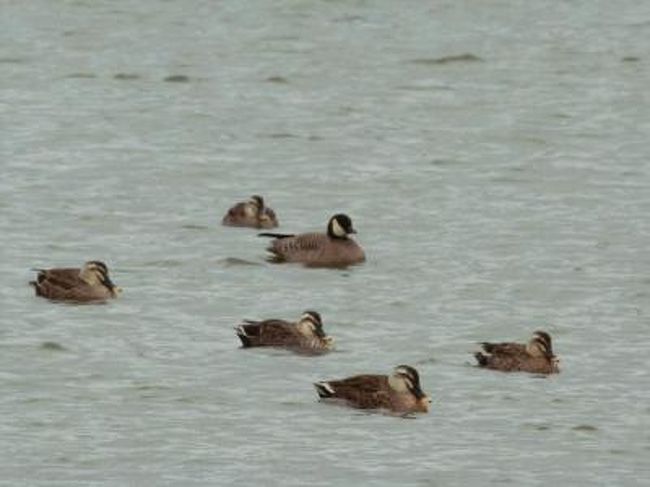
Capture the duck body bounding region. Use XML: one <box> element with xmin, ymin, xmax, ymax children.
<box><xmin>314</xmin><ymin>365</ymin><xmax>430</xmax><ymax>414</ymax></box>
<box><xmin>222</xmin><ymin>195</ymin><xmax>278</xmax><ymax>229</ymax></box>
<box><xmin>30</xmin><ymin>261</ymin><xmax>120</xmax><ymax>303</ymax></box>
<box><xmin>235</xmin><ymin>311</ymin><xmax>333</xmax><ymax>354</ymax></box>
<box><xmin>474</xmin><ymin>331</ymin><xmax>559</xmax><ymax>374</ymax></box>
<box><xmin>259</xmin><ymin>214</ymin><xmax>365</xmax><ymax>268</ymax></box>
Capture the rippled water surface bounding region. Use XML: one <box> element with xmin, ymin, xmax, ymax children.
<box><xmin>2</xmin><ymin>0</ymin><xmax>650</xmax><ymax>485</ymax></box>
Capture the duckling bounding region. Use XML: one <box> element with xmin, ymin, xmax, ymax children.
<box><xmin>474</xmin><ymin>330</ymin><xmax>559</xmax><ymax>374</ymax></box>
<box><xmin>235</xmin><ymin>310</ymin><xmax>333</xmax><ymax>354</ymax></box>
<box><xmin>222</xmin><ymin>195</ymin><xmax>278</xmax><ymax>229</ymax></box>
<box><xmin>314</xmin><ymin>365</ymin><xmax>431</xmax><ymax>414</ymax></box>
<box><xmin>30</xmin><ymin>260</ymin><xmax>120</xmax><ymax>303</ymax></box>
<box><xmin>258</xmin><ymin>213</ymin><xmax>365</xmax><ymax>268</ymax></box>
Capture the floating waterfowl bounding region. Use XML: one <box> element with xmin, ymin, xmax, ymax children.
<box><xmin>314</xmin><ymin>365</ymin><xmax>430</xmax><ymax>414</ymax></box>
<box><xmin>30</xmin><ymin>261</ymin><xmax>120</xmax><ymax>303</ymax></box>
<box><xmin>474</xmin><ymin>330</ymin><xmax>560</xmax><ymax>374</ymax></box>
<box><xmin>222</xmin><ymin>195</ymin><xmax>278</xmax><ymax>229</ymax></box>
<box><xmin>259</xmin><ymin>213</ymin><xmax>365</xmax><ymax>267</ymax></box>
<box><xmin>235</xmin><ymin>310</ymin><xmax>333</xmax><ymax>354</ymax></box>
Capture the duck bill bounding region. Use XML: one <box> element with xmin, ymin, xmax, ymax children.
<box><xmin>418</xmin><ymin>395</ymin><xmax>432</xmax><ymax>413</ymax></box>
<box><xmin>103</xmin><ymin>277</ymin><xmax>121</xmax><ymax>296</ymax></box>
<box><xmin>551</xmin><ymin>357</ymin><xmax>560</xmax><ymax>372</ymax></box>
<box><xmin>411</xmin><ymin>386</ymin><xmax>430</xmax><ymax>412</ymax></box>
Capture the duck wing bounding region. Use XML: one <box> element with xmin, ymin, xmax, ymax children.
<box><xmin>235</xmin><ymin>319</ymin><xmax>299</xmax><ymax>347</ymax></box>
<box><xmin>262</xmin><ymin>232</ymin><xmax>329</xmax><ymax>264</ymax></box>
<box><xmin>479</xmin><ymin>341</ymin><xmax>526</xmax><ymax>356</ymax></box>
<box><xmin>315</xmin><ymin>374</ymin><xmax>392</xmax><ymax>408</ymax></box>
<box><xmin>32</xmin><ymin>278</ymin><xmax>110</xmax><ymax>302</ymax></box>
<box><xmin>33</xmin><ymin>268</ymin><xmax>82</xmax><ymax>290</ymax></box>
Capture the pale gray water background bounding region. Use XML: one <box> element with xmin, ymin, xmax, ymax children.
<box><xmin>1</xmin><ymin>0</ymin><xmax>649</xmax><ymax>485</ymax></box>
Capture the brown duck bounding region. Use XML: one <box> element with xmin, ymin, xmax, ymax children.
<box><xmin>235</xmin><ymin>310</ymin><xmax>333</xmax><ymax>354</ymax></box>
<box><xmin>474</xmin><ymin>330</ymin><xmax>559</xmax><ymax>374</ymax></box>
<box><xmin>314</xmin><ymin>365</ymin><xmax>431</xmax><ymax>414</ymax></box>
<box><xmin>30</xmin><ymin>261</ymin><xmax>121</xmax><ymax>303</ymax></box>
<box><xmin>222</xmin><ymin>195</ymin><xmax>278</xmax><ymax>229</ymax></box>
<box><xmin>258</xmin><ymin>213</ymin><xmax>365</xmax><ymax>268</ymax></box>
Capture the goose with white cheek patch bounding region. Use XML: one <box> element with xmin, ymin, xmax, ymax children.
<box><xmin>314</xmin><ymin>365</ymin><xmax>431</xmax><ymax>414</ymax></box>
<box><xmin>222</xmin><ymin>195</ymin><xmax>278</xmax><ymax>229</ymax></box>
<box><xmin>235</xmin><ymin>310</ymin><xmax>333</xmax><ymax>354</ymax></box>
<box><xmin>258</xmin><ymin>213</ymin><xmax>365</xmax><ymax>268</ymax></box>
<box><xmin>474</xmin><ymin>330</ymin><xmax>560</xmax><ymax>374</ymax></box>
<box><xmin>30</xmin><ymin>261</ymin><xmax>121</xmax><ymax>303</ymax></box>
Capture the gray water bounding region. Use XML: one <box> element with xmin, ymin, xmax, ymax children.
<box><xmin>2</xmin><ymin>0</ymin><xmax>649</xmax><ymax>485</ymax></box>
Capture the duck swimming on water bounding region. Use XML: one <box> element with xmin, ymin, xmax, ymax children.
<box><xmin>259</xmin><ymin>213</ymin><xmax>365</xmax><ymax>268</ymax></box>
<box><xmin>222</xmin><ymin>195</ymin><xmax>278</xmax><ymax>229</ymax></box>
<box><xmin>30</xmin><ymin>261</ymin><xmax>121</xmax><ymax>303</ymax></box>
<box><xmin>474</xmin><ymin>330</ymin><xmax>560</xmax><ymax>374</ymax></box>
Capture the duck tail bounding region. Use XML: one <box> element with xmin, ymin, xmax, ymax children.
<box><xmin>258</xmin><ymin>232</ymin><xmax>294</xmax><ymax>239</ymax></box>
<box><xmin>265</xmin><ymin>251</ymin><xmax>285</xmax><ymax>264</ymax></box>
<box><xmin>314</xmin><ymin>381</ymin><xmax>335</xmax><ymax>398</ymax></box>
<box><xmin>474</xmin><ymin>352</ymin><xmax>488</xmax><ymax>367</ymax></box>
<box><xmin>235</xmin><ymin>325</ymin><xmax>253</xmax><ymax>347</ymax></box>
<box><xmin>478</xmin><ymin>342</ymin><xmax>494</xmax><ymax>353</ymax></box>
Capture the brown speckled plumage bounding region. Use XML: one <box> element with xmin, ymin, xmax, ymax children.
<box><xmin>30</xmin><ymin>261</ymin><xmax>120</xmax><ymax>303</ymax></box>
<box><xmin>314</xmin><ymin>365</ymin><xmax>430</xmax><ymax>414</ymax></box>
<box><xmin>474</xmin><ymin>330</ymin><xmax>559</xmax><ymax>374</ymax></box>
<box><xmin>235</xmin><ymin>310</ymin><xmax>333</xmax><ymax>354</ymax></box>
<box><xmin>222</xmin><ymin>195</ymin><xmax>278</xmax><ymax>229</ymax></box>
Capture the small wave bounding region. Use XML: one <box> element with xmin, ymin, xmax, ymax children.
<box><xmin>66</xmin><ymin>72</ymin><xmax>97</xmax><ymax>79</ymax></box>
<box><xmin>114</xmin><ymin>73</ymin><xmax>141</xmax><ymax>80</ymax></box>
<box><xmin>181</xmin><ymin>224</ymin><xmax>209</xmax><ymax>230</ymax></box>
<box><xmin>266</xmin><ymin>76</ymin><xmax>289</xmax><ymax>84</ymax></box>
<box><xmin>266</xmin><ymin>132</ymin><xmax>299</xmax><ymax>139</ymax></box>
<box><xmin>219</xmin><ymin>257</ymin><xmax>263</xmax><ymax>267</ymax></box>
<box><xmin>0</xmin><ymin>57</ymin><xmax>27</xmax><ymax>64</ymax></box>
<box><xmin>40</xmin><ymin>341</ymin><xmax>67</xmax><ymax>351</ymax></box>
<box><xmin>410</xmin><ymin>53</ymin><xmax>483</xmax><ymax>65</ymax></box>
<box><xmin>164</xmin><ymin>74</ymin><xmax>190</xmax><ymax>83</ymax></box>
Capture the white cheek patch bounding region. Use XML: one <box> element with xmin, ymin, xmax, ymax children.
<box><xmin>388</xmin><ymin>375</ymin><xmax>410</xmax><ymax>393</ymax></box>
<box><xmin>331</xmin><ymin>218</ymin><xmax>347</xmax><ymax>237</ymax></box>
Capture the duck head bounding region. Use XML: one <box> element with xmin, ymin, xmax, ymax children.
<box><xmin>327</xmin><ymin>214</ymin><xmax>357</xmax><ymax>239</ymax></box>
<box><xmin>388</xmin><ymin>365</ymin><xmax>431</xmax><ymax>411</ymax></box>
